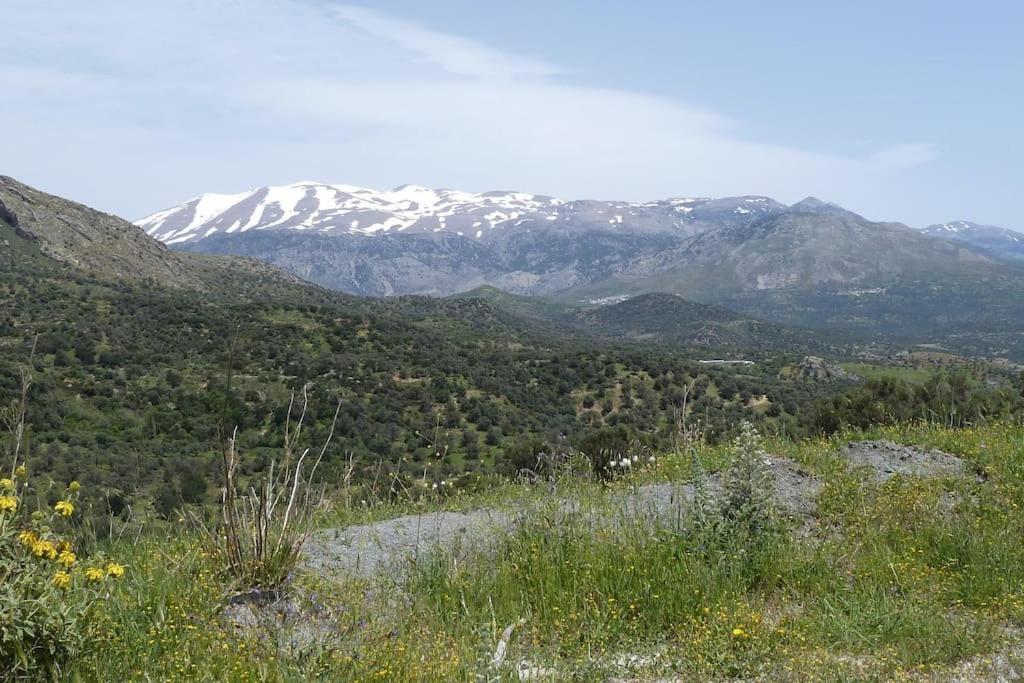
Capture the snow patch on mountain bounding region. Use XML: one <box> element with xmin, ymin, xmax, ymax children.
<box><xmin>137</xmin><ymin>183</ymin><xmax>789</xmax><ymax>246</ymax></box>
<box><xmin>136</xmin><ymin>182</ymin><xmax>574</xmax><ymax>244</ymax></box>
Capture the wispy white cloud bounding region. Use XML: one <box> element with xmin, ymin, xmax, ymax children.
<box><xmin>0</xmin><ymin>0</ymin><xmax>937</xmax><ymax>221</ymax></box>
<box><xmin>331</xmin><ymin>4</ymin><xmax>564</xmax><ymax>79</ymax></box>
<box><xmin>870</xmin><ymin>142</ymin><xmax>938</xmax><ymax>169</ymax></box>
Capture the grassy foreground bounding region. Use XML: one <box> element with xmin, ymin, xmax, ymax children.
<box><xmin>45</xmin><ymin>422</ymin><xmax>1024</xmax><ymax>680</ymax></box>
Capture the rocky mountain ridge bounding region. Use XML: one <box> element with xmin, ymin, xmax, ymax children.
<box><xmin>921</xmin><ymin>220</ymin><xmax>1024</xmax><ymax>261</ymax></box>
<box><xmin>0</xmin><ymin>175</ymin><xmax>307</xmax><ymax>293</ymax></box>
<box><xmin>137</xmin><ymin>181</ymin><xmax>786</xmax><ymax>244</ymax></box>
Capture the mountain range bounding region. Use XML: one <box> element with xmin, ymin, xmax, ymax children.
<box><xmin>921</xmin><ymin>220</ymin><xmax>1024</xmax><ymax>261</ymax></box>
<box><xmin>7</xmin><ymin>175</ymin><xmax>1024</xmax><ymax>359</ymax></box>
<box><xmin>1</xmin><ymin>175</ymin><xmax>827</xmax><ymax>357</ymax></box>
<box><xmin>137</xmin><ymin>181</ymin><xmax>1023</xmax><ymax>302</ymax></box>
<box><xmin>132</xmin><ymin>182</ymin><xmax>1024</xmax><ymax>355</ymax></box>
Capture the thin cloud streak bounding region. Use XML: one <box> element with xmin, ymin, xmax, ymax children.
<box><xmin>332</xmin><ymin>4</ymin><xmax>565</xmax><ymax>79</ymax></box>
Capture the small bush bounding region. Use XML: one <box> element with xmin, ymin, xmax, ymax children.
<box><xmin>0</xmin><ymin>469</ymin><xmax>125</xmax><ymax>678</ymax></box>
<box><xmin>689</xmin><ymin>422</ymin><xmax>781</xmax><ymax>572</ymax></box>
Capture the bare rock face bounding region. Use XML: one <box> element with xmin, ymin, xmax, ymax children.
<box><xmin>840</xmin><ymin>440</ymin><xmax>968</xmax><ymax>481</ymax></box>
<box><xmin>796</xmin><ymin>356</ymin><xmax>860</xmax><ymax>382</ymax></box>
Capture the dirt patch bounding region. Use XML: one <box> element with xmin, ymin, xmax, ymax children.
<box><xmin>840</xmin><ymin>440</ymin><xmax>968</xmax><ymax>481</ymax></box>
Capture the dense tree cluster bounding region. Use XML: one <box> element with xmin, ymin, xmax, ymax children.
<box><xmin>809</xmin><ymin>371</ymin><xmax>1024</xmax><ymax>434</ymax></box>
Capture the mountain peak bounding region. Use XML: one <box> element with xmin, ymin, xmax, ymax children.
<box><xmin>790</xmin><ymin>197</ymin><xmax>839</xmax><ymax>212</ymax></box>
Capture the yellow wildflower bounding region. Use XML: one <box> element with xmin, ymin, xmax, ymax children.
<box><xmin>53</xmin><ymin>571</ymin><xmax>72</xmax><ymax>589</ymax></box>
<box><xmin>106</xmin><ymin>563</ymin><xmax>126</xmax><ymax>579</ymax></box>
<box><xmin>85</xmin><ymin>567</ymin><xmax>105</xmax><ymax>582</ymax></box>
<box><xmin>32</xmin><ymin>539</ymin><xmax>58</xmax><ymax>559</ymax></box>
<box><xmin>14</xmin><ymin>465</ymin><xmax>26</xmax><ymax>479</ymax></box>
<box><xmin>0</xmin><ymin>478</ymin><xmax>13</xmax><ymax>491</ymax></box>
<box><xmin>0</xmin><ymin>495</ymin><xmax>17</xmax><ymax>513</ymax></box>
<box><xmin>732</xmin><ymin>627</ymin><xmax>746</xmax><ymax>637</ymax></box>
<box><xmin>57</xmin><ymin>539</ymin><xmax>72</xmax><ymax>553</ymax></box>
<box><xmin>58</xmin><ymin>550</ymin><xmax>77</xmax><ymax>568</ymax></box>
<box><xmin>54</xmin><ymin>500</ymin><xmax>75</xmax><ymax>517</ymax></box>
<box><xmin>17</xmin><ymin>529</ymin><xmax>37</xmax><ymax>547</ymax></box>
<box><xmin>68</xmin><ymin>481</ymin><xmax>81</xmax><ymax>492</ymax></box>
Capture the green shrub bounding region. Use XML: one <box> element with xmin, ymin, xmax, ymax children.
<box><xmin>0</xmin><ymin>469</ymin><xmax>125</xmax><ymax>678</ymax></box>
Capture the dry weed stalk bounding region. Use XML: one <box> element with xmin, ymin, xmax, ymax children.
<box><xmin>216</xmin><ymin>385</ymin><xmax>342</xmax><ymax>588</ymax></box>
<box><xmin>3</xmin><ymin>336</ymin><xmax>36</xmax><ymax>475</ymax></box>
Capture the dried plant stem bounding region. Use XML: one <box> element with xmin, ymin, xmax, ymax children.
<box><xmin>5</xmin><ymin>335</ymin><xmax>36</xmax><ymax>476</ymax></box>
<box><xmin>212</xmin><ymin>384</ymin><xmax>343</xmax><ymax>588</ymax></box>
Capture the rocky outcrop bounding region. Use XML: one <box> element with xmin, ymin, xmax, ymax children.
<box><xmin>796</xmin><ymin>356</ymin><xmax>860</xmax><ymax>382</ymax></box>
<box><xmin>0</xmin><ymin>175</ymin><xmax>202</xmax><ymax>287</ymax></box>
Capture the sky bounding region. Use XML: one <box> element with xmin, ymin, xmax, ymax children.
<box><xmin>2</xmin><ymin>0</ymin><xmax>1021</xmax><ymax>229</ymax></box>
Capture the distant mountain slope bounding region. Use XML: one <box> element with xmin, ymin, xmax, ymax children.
<box><xmin>571</xmin><ymin>198</ymin><xmax>999</xmax><ymax>302</ymax></box>
<box><xmin>922</xmin><ymin>220</ymin><xmax>1024</xmax><ymax>261</ymax></box>
<box><xmin>453</xmin><ymin>285</ymin><xmax>579</xmax><ymax>321</ymax></box>
<box><xmin>570</xmin><ymin>293</ymin><xmax>828</xmax><ymax>352</ymax></box>
<box><xmin>453</xmin><ymin>287</ymin><xmax>838</xmax><ymax>355</ymax></box>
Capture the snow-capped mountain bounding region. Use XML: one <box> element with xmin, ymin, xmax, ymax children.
<box><xmin>922</xmin><ymin>221</ymin><xmax>1024</xmax><ymax>261</ymax></box>
<box><xmin>136</xmin><ymin>181</ymin><xmax>785</xmax><ymax>245</ymax></box>
<box><xmin>136</xmin><ymin>182</ymin><xmax>1004</xmax><ymax>301</ymax></box>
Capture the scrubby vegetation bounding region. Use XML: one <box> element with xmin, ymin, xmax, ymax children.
<box><xmin>2</xmin><ymin>421</ymin><xmax>1022</xmax><ymax>680</ymax></box>
<box><xmin>7</xmin><ymin>213</ymin><xmax>1024</xmax><ymax>679</ymax></box>
<box><xmin>810</xmin><ymin>371</ymin><xmax>1024</xmax><ymax>434</ymax></box>
<box><xmin>1</xmin><ymin>259</ymin><xmax>872</xmax><ymax>526</ymax></box>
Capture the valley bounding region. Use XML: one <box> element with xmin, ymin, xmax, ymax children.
<box><xmin>6</xmin><ymin>5</ymin><xmax>1024</xmax><ymax>679</ymax></box>
<box><xmin>3</xmin><ymin>177</ymin><xmax>1023</xmax><ymax>681</ymax></box>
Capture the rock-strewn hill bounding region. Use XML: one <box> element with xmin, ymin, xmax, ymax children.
<box><xmin>0</xmin><ymin>175</ymin><xmax>203</xmax><ymax>287</ymax></box>
<box><xmin>0</xmin><ymin>176</ymin><xmax>308</xmax><ymax>294</ymax></box>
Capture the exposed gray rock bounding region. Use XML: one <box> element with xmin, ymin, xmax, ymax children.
<box><xmin>796</xmin><ymin>356</ymin><xmax>860</xmax><ymax>382</ymax></box>
<box><xmin>839</xmin><ymin>440</ymin><xmax>968</xmax><ymax>481</ymax></box>
<box><xmin>304</xmin><ymin>455</ymin><xmax>823</xmax><ymax>581</ymax></box>
<box><xmin>220</xmin><ymin>587</ymin><xmax>346</xmax><ymax>653</ymax></box>
<box><xmin>304</xmin><ymin>507</ymin><xmax>516</xmax><ymax>580</ymax></box>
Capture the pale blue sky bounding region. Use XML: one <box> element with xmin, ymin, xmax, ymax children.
<box><xmin>2</xmin><ymin>0</ymin><xmax>1021</xmax><ymax>229</ymax></box>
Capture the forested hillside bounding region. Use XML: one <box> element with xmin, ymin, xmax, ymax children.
<box><xmin>2</xmin><ymin>241</ymin><xmax>847</xmax><ymax>520</ymax></box>
<box><xmin>5</xmin><ymin>185</ymin><xmax>1022</xmax><ymax>529</ymax></box>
